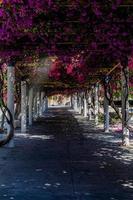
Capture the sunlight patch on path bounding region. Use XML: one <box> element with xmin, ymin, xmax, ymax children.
<box><xmin>15</xmin><ymin>133</ymin><xmax>54</xmax><ymax>140</ymax></box>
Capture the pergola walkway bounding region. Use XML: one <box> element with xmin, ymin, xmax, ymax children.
<box><xmin>0</xmin><ymin>107</ymin><xmax>133</xmax><ymax>200</ymax></box>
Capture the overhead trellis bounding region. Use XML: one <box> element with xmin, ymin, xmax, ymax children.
<box><xmin>0</xmin><ymin>1</ymin><xmax>132</xmax><ymax>59</ymax></box>
<box><xmin>0</xmin><ymin>0</ymin><xmax>133</xmax><ymax>89</ymax></box>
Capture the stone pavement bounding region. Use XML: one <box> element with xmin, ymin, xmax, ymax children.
<box><xmin>0</xmin><ymin>107</ymin><xmax>133</xmax><ymax>200</ymax></box>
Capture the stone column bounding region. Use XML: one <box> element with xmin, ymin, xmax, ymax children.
<box><xmin>7</xmin><ymin>65</ymin><xmax>15</xmax><ymax>147</ymax></box>
<box><xmin>36</xmin><ymin>91</ymin><xmax>39</xmax><ymax>117</ymax></box>
<box><xmin>38</xmin><ymin>91</ymin><xmax>44</xmax><ymax>116</ymax></box>
<box><xmin>73</xmin><ymin>93</ymin><xmax>78</xmax><ymax>112</ymax></box>
<box><xmin>83</xmin><ymin>93</ymin><xmax>88</xmax><ymax>117</ymax></box>
<box><xmin>77</xmin><ymin>93</ymin><xmax>82</xmax><ymax>114</ymax></box>
<box><xmin>94</xmin><ymin>83</ymin><xmax>99</xmax><ymax>125</ymax></box>
<box><xmin>42</xmin><ymin>95</ymin><xmax>46</xmax><ymax>112</ymax></box>
<box><xmin>33</xmin><ymin>92</ymin><xmax>37</xmax><ymax>119</ymax></box>
<box><xmin>45</xmin><ymin>96</ymin><xmax>48</xmax><ymax>112</ymax></box>
<box><xmin>28</xmin><ymin>87</ymin><xmax>33</xmax><ymax>125</ymax></box>
<box><xmin>104</xmin><ymin>95</ymin><xmax>109</xmax><ymax>132</ymax></box>
<box><xmin>88</xmin><ymin>91</ymin><xmax>92</xmax><ymax>120</ymax></box>
<box><xmin>21</xmin><ymin>81</ymin><xmax>27</xmax><ymax>133</ymax></box>
<box><xmin>70</xmin><ymin>94</ymin><xmax>74</xmax><ymax>109</ymax></box>
<box><xmin>38</xmin><ymin>91</ymin><xmax>41</xmax><ymax>116</ymax></box>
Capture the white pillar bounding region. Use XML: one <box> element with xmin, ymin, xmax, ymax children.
<box><xmin>7</xmin><ymin>65</ymin><xmax>15</xmax><ymax>147</ymax></box>
<box><xmin>70</xmin><ymin>94</ymin><xmax>74</xmax><ymax>109</ymax></box>
<box><xmin>104</xmin><ymin>95</ymin><xmax>109</xmax><ymax>132</ymax></box>
<box><xmin>28</xmin><ymin>87</ymin><xmax>33</xmax><ymax>125</ymax></box>
<box><xmin>45</xmin><ymin>96</ymin><xmax>48</xmax><ymax>112</ymax></box>
<box><xmin>38</xmin><ymin>91</ymin><xmax>41</xmax><ymax>116</ymax></box>
<box><xmin>77</xmin><ymin>93</ymin><xmax>82</xmax><ymax>114</ymax></box>
<box><xmin>73</xmin><ymin>93</ymin><xmax>78</xmax><ymax>112</ymax></box>
<box><xmin>33</xmin><ymin>92</ymin><xmax>37</xmax><ymax>119</ymax></box>
<box><xmin>43</xmin><ymin>96</ymin><xmax>46</xmax><ymax>112</ymax></box>
<box><xmin>39</xmin><ymin>92</ymin><xmax>44</xmax><ymax>116</ymax></box>
<box><xmin>94</xmin><ymin>83</ymin><xmax>99</xmax><ymax>125</ymax></box>
<box><xmin>37</xmin><ymin>91</ymin><xmax>41</xmax><ymax>116</ymax></box>
<box><xmin>88</xmin><ymin>92</ymin><xmax>92</xmax><ymax>120</ymax></box>
<box><xmin>21</xmin><ymin>81</ymin><xmax>27</xmax><ymax>133</ymax></box>
<box><xmin>83</xmin><ymin>93</ymin><xmax>88</xmax><ymax>117</ymax></box>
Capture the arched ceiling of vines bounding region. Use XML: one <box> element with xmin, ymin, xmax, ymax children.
<box><xmin>0</xmin><ymin>0</ymin><xmax>133</xmax><ymax>90</ymax></box>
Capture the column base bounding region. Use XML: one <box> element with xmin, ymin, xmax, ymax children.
<box><xmin>122</xmin><ymin>127</ymin><xmax>130</xmax><ymax>146</ymax></box>
<box><xmin>104</xmin><ymin>129</ymin><xmax>110</xmax><ymax>133</ymax></box>
<box><xmin>4</xmin><ymin>139</ymin><xmax>15</xmax><ymax>148</ymax></box>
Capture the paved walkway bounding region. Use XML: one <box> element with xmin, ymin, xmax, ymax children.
<box><xmin>0</xmin><ymin>107</ymin><xmax>133</xmax><ymax>200</ymax></box>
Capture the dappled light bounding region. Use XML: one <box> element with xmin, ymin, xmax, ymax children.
<box><xmin>15</xmin><ymin>133</ymin><xmax>54</xmax><ymax>140</ymax></box>
<box><xmin>1</xmin><ymin>108</ymin><xmax>133</xmax><ymax>199</ymax></box>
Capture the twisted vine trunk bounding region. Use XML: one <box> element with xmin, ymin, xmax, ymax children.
<box><xmin>103</xmin><ymin>60</ymin><xmax>130</xmax><ymax>146</ymax></box>
<box><xmin>0</xmin><ymin>99</ymin><xmax>14</xmax><ymax>147</ymax></box>
<box><xmin>103</xmin><ymin>76</ymin><xmax>122</xmax><ymax>121</ymax></box>
<box><xmin>94</xmin><ymin>83</ymin><xmax>99</xmax><ymax>125</ymax></box>
<box><xmin>0</xmin><ymin>64</ymin><xmax>14</xmax><ymax>147</ymax></box>
<box><xmin>121</xmin><ymin>65</ymin><xmax>129</xmax><ymax>146</ymax></box>
<box><xmin>84</xmin><ymin>91</ymin><xmax>88</xmax><ymax>117</ymax></box>
<box><xmin>1</xmin><ymin>112</ymin><xmax>5</xmax><ymax>129</ymax></box>
<box><xmin>104</xmin><ymin>91</ymin><xmax>109</xmax><ymax>133</ymax></box>
<box><xmin>86</xmin><ymin>90</ymin><xmax>93</xmax><ymax>120</ymax></box>
<box><xmin>14</xmin><ymin>82</ymin><xmax>21</xmax><ymax>120</ymax></box>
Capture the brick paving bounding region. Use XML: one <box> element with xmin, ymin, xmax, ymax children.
<box><xmin>0</xmin><ymin>107</ymin><xmax>133</xmax><ymax>200</ymax></box>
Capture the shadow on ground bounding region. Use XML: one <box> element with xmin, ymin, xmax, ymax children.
<box><xmin>0</xmin><ymin>107</ymin><xmax>133</xmax><ymax>200</ymax></box>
